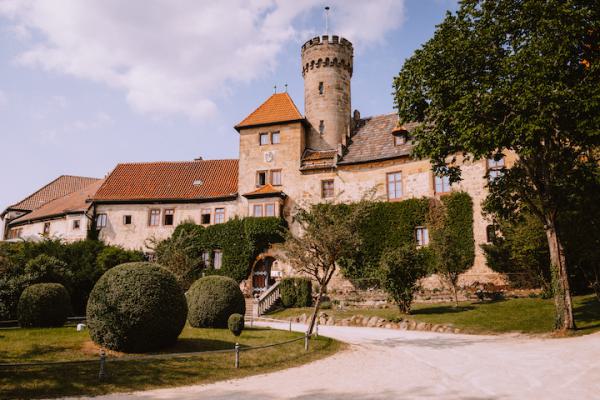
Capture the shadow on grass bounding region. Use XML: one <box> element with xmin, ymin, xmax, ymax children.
<box><xmin>574</xmin><ymin>296</ymin><xmax>600</xmax><ymax>332</ymax></box>
<box><xmin>411</xmin><ymin>305</ymin><xmax>475</xmax><ymax>315</ymax></box>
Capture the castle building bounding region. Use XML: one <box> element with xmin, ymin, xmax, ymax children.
<box><xmin>1</xmin><ymin>35</ymin><xmax>510</xmax><ymax>295</ymax></box>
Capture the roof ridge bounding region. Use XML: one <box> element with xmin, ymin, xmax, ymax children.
<box><xmin>114</xmin><ymin>159</ymin><xmax>239</xmax><ymax>166</ymax></box>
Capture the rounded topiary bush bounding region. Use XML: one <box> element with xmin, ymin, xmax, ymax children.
<box><xmin>86</xmin><ymin>262</ymin><xmax>187</xmax><ymax>353</ymax></box>
<box><xmin>228</xmin><ymin>313</ymin><xmax>244</xmax><ymax>336</ymax></box>
<box><xmin>187</xmin><ymin>276</ymin><xmax>245</xmax><ymax>328</ymax></box>
<box><xmin>18</xmin><ymin>283</ymin><xmax>71</xmax><ymax>327</ymax></box>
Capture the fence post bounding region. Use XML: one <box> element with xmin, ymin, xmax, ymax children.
<box><xmin>315</xmin><ymin>322</ymin><xmax>319</xmax><ymax>338</ymax></box>
<box><xmin>304</xmin><ymin>332</ymin><xmax>309</xmax><ymax>352</ymax></box>
<box><xmin>235</xmin><ymin>343</ymin><xmax>240</xmax><ymax>369</ymax></box>
<box><xmin>250</xmin><ymin>316</ymin><xmax>254</xmax><ymax>328</ymax></box>
<box><xmin>289</xmin><ymin>318</ymin><xmax>292</xmax><ymax>332</ymax></box>
<box><xmin>98</xmin><ymin>350</ymin><xmax>106</xmax><ymax>380</ymax></box>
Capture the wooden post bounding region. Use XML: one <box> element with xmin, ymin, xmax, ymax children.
<box><xmin>304</xmin><ymin>332</ymin><xmax>309</xmax><ymax>352</ymax></box>
<box><xmin>98</xmin><ymin>350</ymin><xmax>106</xmax><ymax>380</ymax></box>
<box><xmin>289</xmin><ymin>318</ymin><xmax>292</xmax><ymax>332</ymax></box>
<box><xmin>235</xmin><ymin>343</ymin><xmax>240</xmax><ymax>369</ymax></box>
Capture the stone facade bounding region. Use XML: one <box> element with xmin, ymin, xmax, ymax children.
<box><xmin>96</xmin><ymin>201</ymin><xmax>238</xmax><ymax>251</ymax></box>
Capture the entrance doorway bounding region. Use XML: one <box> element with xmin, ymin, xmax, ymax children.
<box><xmin>252</xmin><ymin>256</ymin><xmax>275</xmax><ymax>295</ymax></box>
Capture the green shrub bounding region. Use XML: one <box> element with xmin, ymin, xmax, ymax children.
<box><xmin>378</xmin><ymin>245</ymin><xmax>427</xmax><ymax>314</ymax></box>
<box><xmin>24</xmin><ymin>254</ymin><xmax>72</xmax><ymax>287</ymax></box>
<box><xmin>86</xmin><ymin>262</ymin><xmax>187</xmax><ymax>353</ymax></box>
<box><xmin>187</xmin><ymin>276</ymin><xmax>245</xmax><ymax>328</ymax></box>
<box><xmin>320</xmin><ymin>301</ymin><xmax>332</xmax><ymax>310</ymax></box>
<box><xmin>17</xmin><ymin>283</ymin><xmax>71</xmax><ymax>327</ymax></box>
<box><xmin>228</xmin><ymin>313</ymin><xmax>244</xmax><ymax>336</ymax></box>
<box><xmin>95</xmin><ymin>246</ymin><xmax>144</xmax><ymax>273</ymax></box>
<box><xmin>280</xmin><ymin>277</ymin><xmax>313</xmax><ymax>308</ymax></box>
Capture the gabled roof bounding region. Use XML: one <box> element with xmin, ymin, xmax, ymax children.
<box><xmin>242</xmin><ymin>184</ymin><xmax>286</xmax><ymax>199</ymax></box>
<box><xmin>2</xmin><ymin>175</ymin><xmax>100</xmax><ymax>216</ymax></box>
<box><xmin>235</xmin><ymin>93</ymin><xmax>304</xmax><ymax>130</ymax></box>
<box><xmin>93</xmin><ymin>160</ymin><xmax>239</xmax><ymax>202</ymax></box>
<box><xmin>338</xmin><ymin>113</ymin><xmax>419</xmax><ymax>165</ymax></box>
<box><xmin>10</xmin><ymin>180</ymin><xmax>104</xmax><ymax>225</ymax></box>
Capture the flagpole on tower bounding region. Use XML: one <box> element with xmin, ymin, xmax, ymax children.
<box><xmin>324</xmin><ymin>6</ymin><xmax>330</xmax><ymax>35</ymax></box>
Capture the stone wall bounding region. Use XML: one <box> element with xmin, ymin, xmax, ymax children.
<box><xmin>12</xmin><ymin>214</ymin><xmax>88</xmax><ymax>242</ymax></box>
<box><xmin>96</xmin><ymin>201</ymin><xmax>238</xmax><ymax>251</ymax></box>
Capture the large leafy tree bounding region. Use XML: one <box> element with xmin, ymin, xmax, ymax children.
<box><xmin>394</xmin><ymin>0</ymin><xmax>599</xmax><ymax>331</ymax></box>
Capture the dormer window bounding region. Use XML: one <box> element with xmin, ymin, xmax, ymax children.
<box><xmin>394</xmin><ymin>134</ymin><xmax>406</xmax><ymax>146</ymax></box>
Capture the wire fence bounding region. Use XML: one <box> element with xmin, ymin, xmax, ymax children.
<box><xmin>0</xmin><ymin>316</ymin><xmax>315</xmax><ymax>380</ymax></box>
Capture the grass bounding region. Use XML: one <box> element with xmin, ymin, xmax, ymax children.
<box><xmin>0</xmin><ymin>325</ymin><xmax>342</xmax><ymax>399</ymax></box>
<box><xmin>269</xmin><ymin>294</ymin><xmax>600</xmax><ymax>335</ymax></box>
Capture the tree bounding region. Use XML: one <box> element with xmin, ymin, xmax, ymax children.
<box><xmin>281</xmin><ymin>202</ymin><xmax>369</xmax><ymax>334</ymax></box>
<box><xmin>394</xmin><ymin>0</ymin><xmax>600</xmax><ymax>331</ymax></box>
<box><xmin>378</xmin><ymin>245</ymin><xmax>427</xmax><ymax>314</ymax></box>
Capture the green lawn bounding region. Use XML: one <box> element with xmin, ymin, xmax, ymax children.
<box><xmin>269</xmin><ymin>294</ymin><xmax>600</xmax><ymax>335</ymax></box>
<box><xmin>0</xmin><ymin>325</ymin><xmax>342</xmax><ymax>399</ymax></box>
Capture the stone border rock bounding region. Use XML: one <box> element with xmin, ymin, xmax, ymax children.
<box><xmin>288</xmin><ymin>312</ymin><xmax>461</xmax><ymax>334</ymax></box>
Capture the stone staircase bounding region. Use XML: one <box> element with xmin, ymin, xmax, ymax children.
<box><xmin>245</xmin><ymin>281</ymin><xmax>281</xmax><ymax>317</ymax></box>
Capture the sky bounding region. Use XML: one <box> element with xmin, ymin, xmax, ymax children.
<box><xmin>0</xmin><ymin>0</ymin><xmax>457</xmax><ymax>213</ymax></box>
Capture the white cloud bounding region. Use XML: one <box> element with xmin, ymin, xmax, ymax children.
<box><xmin>0</xmin><ymin>0</ymin><xmax>405</xmax><ymax>119</ymax></box>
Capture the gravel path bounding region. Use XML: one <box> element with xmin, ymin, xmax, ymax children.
<box><xmin>82</xmin><ymin>322</ymin><xmax>600</xmax><ymax>400</ymax></box>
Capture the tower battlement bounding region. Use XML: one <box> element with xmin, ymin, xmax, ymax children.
<box><xmin>301</xmin><ymin>35</ymin><xmax>353</xmax><ymax>77</ymax></box>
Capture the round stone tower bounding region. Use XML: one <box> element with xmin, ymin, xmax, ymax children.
<box><xmin>301</xmin><ymin>35</ymin><xmax>353</xmax><ymax>150</ymax></box>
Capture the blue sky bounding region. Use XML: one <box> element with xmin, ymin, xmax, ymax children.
<box><xmin>0</xmin><ymin>0</ymin><xmax>457</xmax><ymax>212</ymax></box>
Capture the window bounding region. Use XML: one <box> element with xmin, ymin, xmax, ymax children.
<box><xmin>394</xmin><ymin>134</ymin><xmax>406</xmax><ymax>146</ymax></box>
<box><xmin>265</xmin><ymin>203</ymin><xmax>276</xmax><ymax>217</ymax></box>
<box><xmin>435</xmin><ymin>175</ymin><xmax>451</xmax><ymax>194</ymax></box>
<box><xmin>164</xmin><ymin>209</ymin><xmax>174</xmax><ymax>226</ymax></box>
<box><xmin>271</xmin><ymin>131</ymin><xmax>280</xmax><ymax>144</ymax></box>
<box><xmin>387</xmin><ymin>172</ymin><xmax>403</xmax><ymax>200</ymax></box>
<box><xmin>486</xmin><ymin>225</ymin><xmax>498</xmax><ymax>243</ymax></box>
<box><xmin>213</xmin><ymin>250</ymin><xmax>223</xmax><ymax>270</ymax></box>
<box><xmin>214</xmin><ymin>208</ymin><xmax>225</xmax><ymax>224</ymax></box>
<box><xmin>318</xmin><ymin>81</ymin><xmax>324</xmax><ymax>95</ymax></box>
<box><xmin>8</xmin><ymin>228</ymin><xmax>22</xmax><ymax>239</ymax></box>
<box><xmin>123</xmin><ymin>215</ymin><xmax>132</xmax><ymax>225</ymax></box>
<box><xmin>319</xmin><ymin>120</ymin><xmax>325</xmax><ymax>135</ymax></box>
<box><xmin>271</xmin><ymin>170</ymin><xmax>282</xmax><ymax>186</ymax></box>
<box><xmin>201</xmin><ymin>208</ymin><xmax>211</xmax><ymax>225</ymax></box>
<box><xmin>43</xmin><ymin>222</ymin><xmax>51</xmax><ymax>235</ymax></box>
<box><xmin>259</xmin><ymin>132</ymin><xmax>269</xmax><ymax>146</ymax></box>
<box><xmin>256</xmin><ymin>171</ymin><xmax>267</xmax><ymax>187</ymax></box>
<box><xmin>415</xmin><ymin>227</ymin><xmax>429</xmax><ymax>247</ymax></box>
<box><xmin>488</xmin><ymin>156</ymin><xmax>505</xmax><ymax>182</ymax></box>
<box><xmin>321</xmin><ymin>180</ymin><xmax>334</xmax><ymax>198</ymax></box>
<box><xmin>149</xmin><ymin>209</ymin><xmax>160</xmax><ymax>226</ymax></box>
<box><xmin>96</xmin><ymin>213</ymin><xmax>107</xmax><ymax>228</ymax></box>
<box><xmin>72</xmin><ymin>220</ymin><xmax>81</xmax><ymax>230</ymax></box>
<box><xmin>202</xmin><ymin>251</ymin><xmax>211</xmax><ymax>267</ymax></box>
<box><xmin>253</xmin><ymin>204</ymin><xmax>264</xmax><ymax>217</ymax></box>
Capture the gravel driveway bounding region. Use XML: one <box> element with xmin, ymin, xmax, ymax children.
<box><xmin>84</xmin><ymin>321</ymin><xmax>600</xmax><ymax>400</ymax></box>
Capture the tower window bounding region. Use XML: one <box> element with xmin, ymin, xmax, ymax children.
<box><xmin>259</xmin><ymin>133</ymin><xmax>269</xmax><ymax>146</ymax></box>
<box><xmin>318</xmin><ymin>81</ymin><xmax>324</xmax><ymax>95</ymax></box>
<box><xmin>271</xmin><ymin>131</ymin><xmax>280</xmax><ymax>144</ymax></box>
<box><xmin>319</xmin><ymin>120</ymin><xmax>325</xmax><ymax>135</ymax></box>
<box><xmin>123</xmin><ymin>215</ymin><xmax>132</xmax><ymax>225</ymax></box>
<box><xmin>321</xmin><ymin>180</ymin><xmax>334</xmax><ymax>198</ymax></box>
<box><xmin>256</xmin><ymin>171</ymin><xmax>267</xmax><ymax>186</ymax></box>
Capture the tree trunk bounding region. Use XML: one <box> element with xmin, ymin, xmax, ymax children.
<box><xmin>306</xmin><ymin>284</ymin><xmax>326</xmax><ymax>335</ymax></box>
<box><xmin>545</xmin><ymin>215</ymin><xmax>575</xmax><ymax>331</ymax></box>
<box><xmin>451</xmin><ymin>282</ymin><xmax>459</xmax><ymax>308</ymax></box>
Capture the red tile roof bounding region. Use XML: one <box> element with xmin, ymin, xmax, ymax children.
<box><xmin>11</xmin><ymin>180</ymin><xmax>104</xmax><ymax>225</ymax></box>
<box><xmin>93</xmin><ymin>160</ymin><xmax>239</xmax><ymax>202</ymax></box>
<box><xmin>242</xmin><ymin>184</ymin><xmax>286</xmax><ymax>199</ymax></box>
<box><xmin>3</xmin><ymin>175</ymin><xmax>100</xmax><ymax>215</ymax></box>
<box><xmin>235</xmin><ymin>93</ymin><xmax>303</xmax><ymax>130</ymax></box>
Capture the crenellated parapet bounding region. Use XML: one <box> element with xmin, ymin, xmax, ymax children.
<box><xmin>301</xmin><ymin>35</ymin><xmax>353</xmax><ymax>77</ymax></box>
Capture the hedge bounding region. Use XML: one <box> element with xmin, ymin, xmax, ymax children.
<box><xmin>280</xmin><ymin>277</ymin><xmax>313</xmax><ymax>308</ymax></box>
<box><xmin>228</xmin><ymin>313</ymin><xmax>244</xmax><ymax>336</ymax></box>
<box><xmin>86</xmin><ymin>262</ymin><xmax>187</xmax><ymax>353</ymax></box>
<box><xmin>17</xmin><ymin>283</ymin><xmax>71</xmax><ymax>327</ymax></box>
<box><xmin>187</xmin><ymin>275</ymin><xmax>246</xmax><ymax>328</ymax></box>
